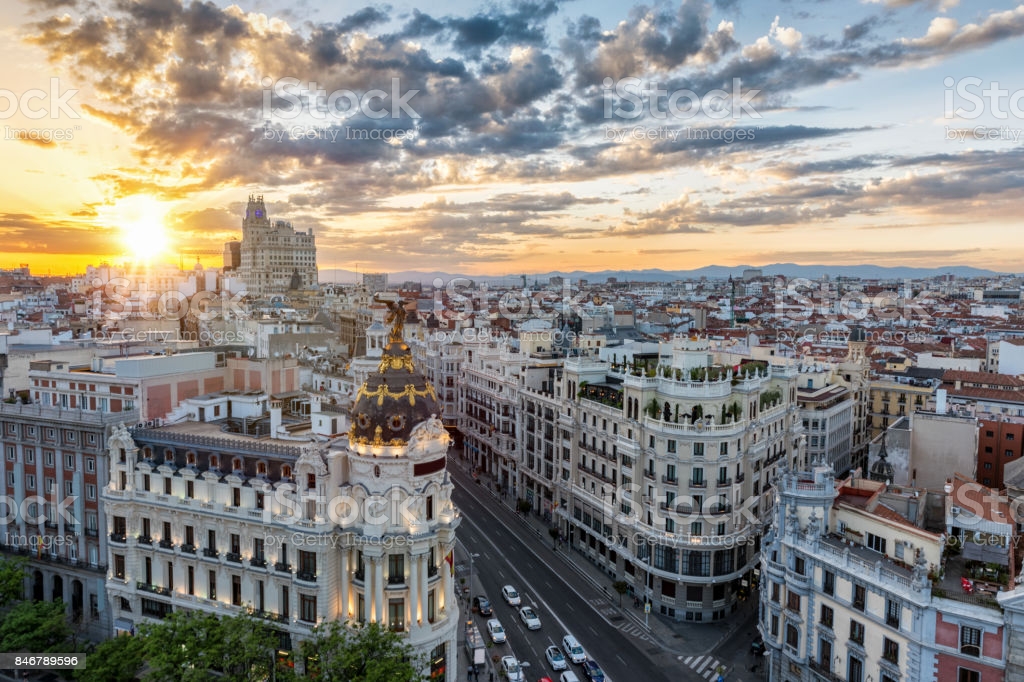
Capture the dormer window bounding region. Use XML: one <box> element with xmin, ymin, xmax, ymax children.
<box><xmin>232</xmin><ymin>458</ymin><xmax>242</xmax><ymax>472</ymax></box>
<box><xmin>209</xmin><ymin>455</ymin><xmax>219</xmax><ymax>470</ymax></box>
<box><xmin>186</xmin><ymin>452</ymin><xmax>196</xmax><ymax>467</ymax></box>
<box><xmin>282</xmin><ymin>465</ymin><xmax>292</xmax><ymax>480</ymax></box>
<box><xmin>257</xmin><ymin>462</ymin><xmax>267</xmax><ymax>477</ymax></box>
<box><xmin>164</xmin><ymin>449</ymin><xmax>174</xmax><ymax>464</ymax></box>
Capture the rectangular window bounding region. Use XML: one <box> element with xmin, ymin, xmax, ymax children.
<box><xmin>958</xmin><ymin>669</ymin><xmax>980</xmax><ymax>682</ymax></box>
<box><xmin>886</xmin><ymin>599</ymin><xmax>900</xmax><ymax>628</ymax></box>
<box><xmin>960</xmin><ymin>626</ymin><xmax>981</xmax><ymax>657</ymax></box>
<box><xmin>820</xmin><ymin>604</ymin><xmax>834</xmax><ymax>628</ymax></box>
<box><xmin>26</xmin><ymin>474</ymin><xmax>35</xmax><ymax>490</ymax></box>
<box><xmin>253</xmin><ymin>538</ymin><xmax>265</xmax><ymax>562</ymax></box>
<box><xmin>208</xmin><ymin>570</ymin><xmax>217</xmax><ymax>600</ymax></box>
<box><xmin>300</xmin><ymin>594</ymin><xmax>317</xmax><ymax>623</ymax></box>
<box><xmin>388</xmin><ymin>554</ymin><xmax>405</xmax><ymax>583</ymax></box>
<box><xmin>232</xmin><ymin>575</ymin><xmax>242</xmax><ymax>606</ymax></box>
<box><xmin>786</xmin><ymin>624</ymin><xmax>799</xmax><ymax>649</ymax></box>
<box><xmin>65</xmin><ymin>454</ymin><xmax>74</xmax><ymax>470</ymax></box>
<box><xmin>848</xmin><ymin>656</ymin><xmax>863</xmax><ymax>682</ymax></box>
<box><xmin>164</xmin><ymin>478</ymin><xmax>172</xmax><ymax>495</ymax></box>
<box><xmin>787</xmin><ymin>592</ymin><xmax>801</xmax><ymax>612</ymax></box>
<box><xmin>45</xmin><ymin>450</ymin><xmax>53</xmax><ymax>466</ymax></box>
<box><xmin>853</xmin><ymin>584</ymin><xmax>866</xmax><ymax>611</ymax></box>
<box><xmin>771</xmin><ymin>583</ymin><xmax>780</xmax><ymax>603</ymax></box>
<box><xmin>187</xmin><ymin>566</ymin><xmax>195</xmax><ymax>596</ymax></box>
<box><xmin>883</xmin><ymin>637</ymin><xmax>899</xmax><ymax>664</ymax></box>
<box><xmin>693</xmin><ymin>442</ymin><xmax>704</xmax><ymax>457</ymax></box>
<box><xmin>299</xmin><ymin>550</ymin><xmax>317</xmax><ymax>578</ymax></box>
<box><xmin>114</xmin><ymin>554</ymin><xmax>125</xmax><ymax>579</ymax></box>
<box><xmin>388</xmin><ymin>599</ymin><xmax>404</xmax><ymax>631</ymax></box>
<box><xmin>850</xmin><ymin>620</ymin><xmax>865</xmax><ymax>645</ymax></box>
<box><xmin>770</xmin><ymin>614</ymin><xmax>779</xmax><ymax>637</ymax></box>
<box><xmin>867</xmin><ymin>533</ymin><xmax>887</xmax><ymax>554</ymax></box>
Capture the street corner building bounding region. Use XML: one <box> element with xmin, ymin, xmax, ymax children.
<box><xmin>101</xmin><ymin>322</ymin><xmax>461</xmax><ymax>679</ymax></box>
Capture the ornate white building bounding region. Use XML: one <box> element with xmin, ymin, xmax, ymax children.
<box><xmin>102</xmin><ymin>320</ymin><xmax>460</xmax><ymax>678</ymax></box>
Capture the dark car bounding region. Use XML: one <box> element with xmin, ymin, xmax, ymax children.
<box><xmin>751</xmin><ymin>639</ymin><xmax>766</xmax><ymax>655</ymax></box>
<box><xmin>581</xmin><ymin>660</ymin><xmax>605</xmax><ymax>682</ymax></box>
<box><xmin>473</xmin><ymin>595</ymin><xmax>493</xmax><ymax>616</ymax></box>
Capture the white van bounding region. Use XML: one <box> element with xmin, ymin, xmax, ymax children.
<box><xmin>561</xmin><ymin>634</ymin><xmax>587</xmax><ymax>664</ymax></box>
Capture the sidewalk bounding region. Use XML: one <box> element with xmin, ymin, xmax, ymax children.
<box><xmin>452</xmin><ymin>540</ymin><xmax>500</xmax><ymax>682</ymax></box>
<box><xmin>457</xmin><ymin>456</ymin><xmax>759</xmax><ymax>662</ymax></box>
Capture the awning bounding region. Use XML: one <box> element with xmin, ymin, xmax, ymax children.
<box><xmin>114</xmin><ymin>617</ymin><xmax>134</xmax><ymax>634</ymax></box>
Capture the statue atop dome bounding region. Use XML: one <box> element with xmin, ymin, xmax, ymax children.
<box><xmin>381</xmin><ymin>298</ymin><xmax>407</xmax><ymax>344</ymax></box>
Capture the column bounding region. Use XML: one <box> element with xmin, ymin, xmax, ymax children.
<box><xmin>409</xmin><ymin>553</ymin><xmax>419</xmax><ymax>626</ymax></box>
<box><xmin>373</xmin><ymin>557</ymin><xmax>384</xmax><ymax>623</ymax></box>
<box><xmin>441</xmin><ymin>546</ymin><xmax>452</xmax><ymax>612</ymax></box>
<box><xmin>418</xmin><ymin>553</ymin><xmax>429</xmax><ymax>621</ymax></box>
<box><xmin>340</xmin><ymin>548</ymin><xmax>350</xmax><ymax>620</ymax></box>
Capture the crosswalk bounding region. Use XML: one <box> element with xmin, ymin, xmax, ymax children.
<box><xmin>681</xmin><ymin>655</ymin><xmax>725</xmax><ymax>680</ymax></box>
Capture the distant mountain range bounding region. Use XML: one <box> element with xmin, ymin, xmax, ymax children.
<box><xmin>317</xmin><ymin>263</ymin><xmax>1013</xmax><ymax>285</ymax></box>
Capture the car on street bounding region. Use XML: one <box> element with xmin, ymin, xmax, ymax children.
<box><xmin>561</xmin><ymin>634</ymin><xmax>587</xmax><ymax>664</ymax></box>
<box><xmin>559</xmin><ymin>673</ymin><xmax>580</xmax><ymax>682</ymax></box>
<box><xmin>751</xmin><ymin>638</ymin><xmax>766</xmax><ymax>655</ymax></box>
<box><xmin>502</xmin><ymin>585</ymin><xmax>522</xmax><ymax>606</ymax></box>
<box><xmin>501</xmin><ymin>655</ymin><xmax>525</xmax><ymax>682</ymax></box>
<box><xmin>545</xmin><ymin>645</ymin><xmax>567</xmax><ymax>671</ymax></box>
<box><xmin>486</xmin><ymin>618</ymin><xmax>506</xmax><ymax>644</ymax></box>
<box><xmin>581</xmin><ymin>660</ymin><xmax>605</xmax><ymax>682</ymax></box>
<box><xmin>519</xmin><ymin>605</ymin><xmax>541</xmax><ymax>630</ymax></box>
<box><xmin>538</xmin><ymin>678</ymin><xmax>555</xmax><ymax>682</ymax></box>
<box><xmin>473</xmin><ymin>595</ymin><xmax>493</xmax><ymax>616</ymax></box>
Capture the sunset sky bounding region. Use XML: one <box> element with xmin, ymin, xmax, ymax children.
<box><xmin>3</xmin><ymin>0</ymin><xmax>1024</xmax><ymax>275</ymax></box>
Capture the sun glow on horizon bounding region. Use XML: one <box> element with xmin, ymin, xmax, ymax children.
<box><xmin>101</xmin><ymin>196</ymin><xmax>172</xmax><ymax>264</ymax></box>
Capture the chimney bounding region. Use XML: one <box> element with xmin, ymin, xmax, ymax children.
<box><xmin>270</xmin><ymin>398</ymin><xmax>282</xmax><ymax>435</ymax></box>
<box><xmin>90</xmin><ymin>357</ymin><xmax>103</xmax><ymax>372</ymax></box>
<box><xmin>936</xmin><ymin>388</ymin><xmax>947</xmax><ymax>415</ymax></box>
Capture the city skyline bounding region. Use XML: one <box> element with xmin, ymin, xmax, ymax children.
<box><xmin>3</xmin><ymin>0</ymin><xmax>1024</xmax><ymax>274</ymax></box>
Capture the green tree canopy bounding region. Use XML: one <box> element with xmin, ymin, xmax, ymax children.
<box><xmin>300</xmin><ymin>621</ymin><xmax>422</xmax><ymax>682</ymax></box>
<box><xmin>0</xmin><ymin>600</ymin><xmax>71</xmax><ymax>652</ymax></box>
<box><xmin>0</xmin><ymin>555</ymin><xmax>28</xmax><ymax>607</ymax></box>
<box><xmin>75</xmin><ymin>634</ymin><xmax>144</xmax><ymax>682</ymax></box>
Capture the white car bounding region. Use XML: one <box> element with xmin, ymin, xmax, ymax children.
<box><xmin>519</xmin><ymin>605</ymin><xmax>541</xmax><ymax>630</ymax></box>
<box><xmin>501</xmin><ymin>655</ymin><xmax>525</xmax><ymax>682</ymax></box>
<box><xmin>486</xmin><ymin>618</ymin><xmax>506</xmax><ymax>644</ymax></box>
<box><xmin>562</xmin><ymin>634</ymin><xmax>587</xmax><ymax>664</ymax></box>
<box><xmin>502</xmin><ymin>584</ymin><xmax>521</xmax><ymax>606</ymax></box>
<box><xmin>560</xmin><ymin>673</ymin><xmax>581</xmax><ymax>682</ymax></box>
<box><xmin>546</xmin><ymin>645</ymin><xmax>568</xmax><ymax>671</ymax></box>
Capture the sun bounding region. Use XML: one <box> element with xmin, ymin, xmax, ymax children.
<box><xmin>101</xmin><ymin>196</ymin><xmax>172</xmax><ymax>263</ymax></box>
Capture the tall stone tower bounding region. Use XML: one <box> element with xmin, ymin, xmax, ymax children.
<box><xmin>237</xmin><ymin>194</ymin><xmax>318</xmax><ymax>297</ymax></box>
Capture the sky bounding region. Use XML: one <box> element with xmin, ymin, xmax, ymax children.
<box><xmin>3</xmin><ymin>0</ymin><xmax>1024</xmax><ymax>276</ymax></box>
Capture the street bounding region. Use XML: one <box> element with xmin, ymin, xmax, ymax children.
<box><xmin>451</xmin><ymin>463</ymin><xmax>705</xmax><ymax>682</ymax></box>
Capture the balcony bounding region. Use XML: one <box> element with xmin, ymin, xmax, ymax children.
<box><xmin>661</xmin><ymin>475</ymin><xmax>678</xmax><ymax>485</ymax></box>
<box><xmin>689</xmin><ymin>480</ymin><xmax>707</xmax><ymax>489</ymax></box>
<box><xmin>274</xmin><ymin>562</ymin><xmax>292</xmax><ymax>573</ymax></box>
<box><xmin>109</xmin><ymin>532</ymin><xmax>127</xmax><ymax>544</ymax></box>
<box><xmin>387</xmin><ymin>575</ymin><xmax>405</xmax><ymax>586</ymax></box>
<box><xmin>203</xmin><ymin>548</ymin><xmax>219</xmax><ymax>559</ymax></box>
<box><xmin>297</xmin><ymin>570</ymin><xmax>317</xmax><ymax>583</ymax></box>
<box><xmin>249</xmin><ymin>557</ymin><xmax>267</xmax><ymax>568</ymax></box>
<box><xmin>158</xmin><ymin>539</ymin><xmax>174</xmax><ymax>550</ymax></box>
<box><xmin>716</xmin><ymin>478</ymin><xmax>732</xmax><ymax>487</ymax></box>
<box><xmin>181</xmin><ymin>544</ymin><xmax>196</xmax><ymax>555</ymax></box>
<box><xmin>85</xmin><ymin>528</ymin><xmax>98</xmax><ymax>538</ymax></box>
<box><xmin>137</xmin><ymin>535</ymin><xmax>152</xmax><ymax>545</ymax></box>
<box><xmin>137</xmin><ymin>582</ymin><xmax>171</xmax><ymax>597</ymax></box>
<box><xmin>226</xmin><ymin>553</ymin><xmax>242</xmax><ymax>564</ymax></box>
<box><xmin>354</xmin><ymin>569</ymin><xmax>365</xmax><ymax>582</ymax></box>
<box><xmin>643</xmin><ymin>470</ymin><xmax>655</xmax><ymax>481</ymax></box>
<box><xmin>252</xmin><ymin>609</ymin><xmax>288</xmax><ymax>624</ymax></box>
<box><xmin>706</xmin><ymin>504</ymin><xmax>732</xmax><ymax>516</ymax></box>
<box><xmin>736</xmin><ymin>472</ymin><xmax>746</xmax><ymax>483</ymax></box>
<box><xmin>808</xmin><ymin>660</ymin><xmax>844</xmax><ymax>682</ymax></box>
<box><xmin>428</xmin><ymin>564</ymin><xmax>438</xmax><ymax>578</ymax></box>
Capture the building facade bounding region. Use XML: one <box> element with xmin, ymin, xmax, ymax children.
<box><xmin>761</xmin><ymin>463</ymin><xmax>1008</xmax><ymax>682</ymax></box>
<box><xmin>556</xmin><ymin>336</ymin><xmax>805</xmax><ymax>622</ymax></box>
<box><xmin>238</xmin><ymin>195</ymin><xmax>318</xmax><ymax>297</ymax></box>
<box><xmin>102</xmin><ymin>327</ymin><xmax>460</xmax><ymax>678</ymax></box>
